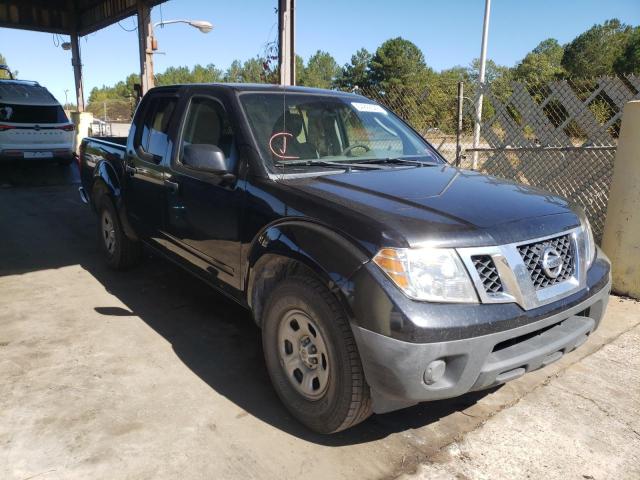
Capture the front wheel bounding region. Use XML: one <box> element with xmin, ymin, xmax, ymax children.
<box><xmin>262</xmin><ymin>275</ymin><xmax>372</xmax><ymax>433</ymax></box>
<box><xmin>97</xmin><ymin>195</ymin><xmax>141</xmax><ymax>270</ymax></box>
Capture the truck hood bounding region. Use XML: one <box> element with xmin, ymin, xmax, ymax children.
<box><xmin>283</xmin><ymin>164</ymin><xmax>580</xmax><ymax>249</ymax></box>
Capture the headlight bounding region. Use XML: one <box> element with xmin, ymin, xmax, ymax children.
<box><xmin>583</xmin><ymin>215</ymin><xmax>596</xmax><ymax>268</ymax></box>
<box><xmin>373</xmin><ymin>247</ymin><xmax>478</xmax><ymax>302</ymax></box>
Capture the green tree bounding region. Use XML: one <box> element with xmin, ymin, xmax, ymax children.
<box><xmin>224</xmin><ymin>60</ymin><xmax>244</xmax><ymax>82</ymax></box>
<box><xmin>614</xmin><ymin>26</ymin><xmax>640</xmax><ymax>74</ymax></box>
<box><xmin>156</xmin><ymin>63</ymin><xmax>223</xmax><ymax>85</ymax></box>
<box><xmin>562</xmin><ymin>19</ymin><xmax>633</xmax><ymax>78</ymax></box>
<box><xmin>369</xmin><ymin>37</ymin><xmax>432</xmax><ymax>91</ymax></box>
<box><xmin>334</xmin><ymin>48</ymin><xmax>372</xmax><ymax>90</ymax></box>
<box><xmin>366</xmin><ymin>38</ymin><xmax>434</xmax><ymax>132</ymax></box>
<box><xmin>88</xmin><ymin>73</ymin><xmax>139</xmax><ymax>104</ymax></box>
<box><xmin>423</xmin><ymin>66</ymin><xmax>469</xmax><ymax>134</ymax></box>
<box><xmin>0</xmin><ymin>53</ymin><xmax>16</xmax><ymax>78</ymax></box>
<box><xmin>298</xmin><ymin>50</ymin><xmax>339</xmax><ymax>89</ymax></box>
<box><xmin>295</xmin><ymin>54</ymin><xmax>306</xmax><ymax>85</ymax></box>
<box><xmin>224</xmin><ymin>57</ymin><xmax>270</xmax><ymax>83</ymax></box>
<box><xmin>513</xmin><ymin>38</ymin><xmax>566</xmax><ymax>83</ymax></box>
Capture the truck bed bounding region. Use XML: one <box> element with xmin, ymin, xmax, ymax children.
<box><xmin>80</xmin><ymin>136</ymin><xmax>127</xmax><ymax>203</ymax></box>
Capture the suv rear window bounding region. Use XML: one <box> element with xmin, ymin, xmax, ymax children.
<box><xmin>0</xmin><ymin>103</ymin><xmax>68</xmax><ymax>124</ymax></box>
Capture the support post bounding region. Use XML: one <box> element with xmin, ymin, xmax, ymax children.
<box><xmin>137</xmin><ymin>0</ymin><xmax>155</xmax><ymax>94</ymax></box>
<box><xmin>278</xmin><ymin>0</ymin><xmax>295</xmax><ymax>86</ymax></box>
<box><xmin>70</xmin><ymin>32</ymin><xmax>84</xmax><ymax>112</ymax></box>
<box><xmin>456</xmin><ymin>81</ymin><xmax>464</xmax><ymax>167</ymax></box>
<box><xmin>602</xmin><ymin>100</ymin><xmax>640</xmax><ymax>299</ymax></box>
<box><xmin>471</xmin><ymin>0</ymin><xmax>491</xmax><ymax>170</ymax></box>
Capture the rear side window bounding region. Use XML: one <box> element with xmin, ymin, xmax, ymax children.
<box><xmin>0</xmin><ymin>103</ymin><xmax>68</xmax><ymax>124</ymax></box>
<box><xmin>136</xmin><ymin>96</ymin><xmax>177</xmax><ymax>158</ymax></box>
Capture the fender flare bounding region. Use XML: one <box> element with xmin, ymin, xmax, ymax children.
<box><xmin>92</xmin><ymin>159</ymin><xmax>122</xmax><ymax>202</ymax></box>
<box><xmin>91</xmin><ymin>159</ymin><xmax>138</xmax><ymax>240</ymax></box>
<box><xmin>245</xmin><ymin>220</ymin><xmax>370</xmax><ymax>325</ymax></box>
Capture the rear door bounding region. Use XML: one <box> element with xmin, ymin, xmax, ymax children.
<box><xmin>162</xmin><ymin>90</ymin><xmax>244</xmax><ymax>289</ymax></box>
<box><xmin>125</xmin><ymin>92</ymin><xmax>178</xmax><ymax>239</ymax></box>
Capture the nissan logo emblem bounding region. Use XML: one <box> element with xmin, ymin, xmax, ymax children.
<box><xmin>540</xmin><ymin>246</ymin><xmax>563</xmax><ymax>279</ymax></box>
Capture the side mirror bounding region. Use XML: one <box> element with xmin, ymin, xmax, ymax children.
<box><xmin>183</xmin><ymin>144</ymin><xmax>229</xmax><ymax>175</ymax></box>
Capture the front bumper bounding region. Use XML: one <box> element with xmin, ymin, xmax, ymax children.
<box><xmin>349</xmin><ymin>250</ymin><xmax>611</xmax><ymax>413</ymax></box>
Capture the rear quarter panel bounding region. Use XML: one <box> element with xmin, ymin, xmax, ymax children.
<box><xmin>80</xmin><ymin>137</ymin><xmax>127</xmax><ymax>206</ymax></box>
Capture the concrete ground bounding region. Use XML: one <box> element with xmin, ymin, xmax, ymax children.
<box><xmin>1</xmin><ymin>162</ymin><xmax>639</xmax><ymax>480</ymax></box>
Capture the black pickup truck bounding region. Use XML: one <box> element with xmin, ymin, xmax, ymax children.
<box><xmin>79</xmin><ymin>84</ymin><xmax>611</xmax><ymax>434</ymax></box>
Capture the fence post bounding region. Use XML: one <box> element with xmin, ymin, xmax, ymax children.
<box><xmin>456</xmin><ymin>81</ymin><xmax>464</xmax><ymax>167</ymax></box>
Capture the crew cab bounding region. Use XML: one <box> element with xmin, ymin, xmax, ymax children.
<box><xmin>79</xmin><ymin>84</ymin><xmax>611</xmax><ymax>434</ymax></box>
<box><xmin>0</xmin><ymin>72</ymin><xmax>74</xmax><ymax>164</ymax></box>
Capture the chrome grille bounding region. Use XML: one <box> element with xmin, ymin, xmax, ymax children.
<box><xmin>517</xmin><ymin>234</ymin><xmax>575</xmax><ymax>290</ymax></box>
<box><xmin>472</xmin><ymin>255</ymin><xmax>503</xmax><ymax>294</ymax></box>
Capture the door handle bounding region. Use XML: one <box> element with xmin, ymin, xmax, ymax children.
<box><xmin>164</xmin><ymin>179</ymin><xmax>180</xmax><ymax>193</ymax></box>
<box><xmin>125</xmin><ymin>165</ymin><xmax>138</xmax><ymax>176</ymax></box>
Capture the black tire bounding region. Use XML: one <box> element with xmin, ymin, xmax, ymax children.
<box><xmin>97</xmin><ymin>195</ymin><xmax>141</xmax><ymax>270</ymax></box>
<box><xmin>262</xmin><ymin>275</ymin><xmax>372</xmax><ymax>433</ymax></box>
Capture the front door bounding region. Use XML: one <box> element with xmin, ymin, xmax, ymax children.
<box><xmin>163</xmin><ymin>93</ymin><xmax>244</xmax><ymax>290</ymax></box>
<box><xmin>125</xmin><ymin>94</ymin><xmax>178</xmax><ymax>240</ymax></box>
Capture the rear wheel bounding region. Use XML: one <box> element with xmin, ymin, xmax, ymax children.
<box><xmin>262</xmin><ymin>275</ymin><xmax>372</xmax><ymax>433</ymax></box>
<box><xmin>97</xmin><ymin>195</ymin><xmax>140</xmax><ymax>270</ymax></box>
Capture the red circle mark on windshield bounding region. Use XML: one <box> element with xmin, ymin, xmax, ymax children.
<box><xmin>269</xmin><ymin>132</ymin><xmax>300</xmax><ymax>160</ymax></box>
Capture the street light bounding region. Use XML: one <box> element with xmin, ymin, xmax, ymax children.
<box><xmin>154</xmin><ymin>19</ymin><xmax>214</xmax><ymax>34</ymax></box>
<box><xmin>140</xmin><ymin>17</ymin><xmax>213</xmax><ymax>95</ymax></box>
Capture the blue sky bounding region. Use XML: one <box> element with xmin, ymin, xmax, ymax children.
<box><xmin>1</xmin><ymin>0</ymin><xmax>638</xmax><ymax>105</ymax></box>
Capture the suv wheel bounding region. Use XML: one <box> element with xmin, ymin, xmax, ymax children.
<box><xmin>262</xmin><ymin>275</ymin><xmax>372</xmax><ymax>433</ymax></box>
<box><xmin>97</xmin><ymin>196</ymin><xmax>140</xmax><ymax>270</ymax></box>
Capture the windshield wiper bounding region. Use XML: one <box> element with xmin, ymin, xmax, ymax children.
<box><xmin>354</xmin><ymin>157</ymin><xmax>441</xmax><ymax>167</ymax></box>
<box><xmin>274</xmin><ymin>159</ymin><xmax>385</xmax><ymax>171</ymax></box>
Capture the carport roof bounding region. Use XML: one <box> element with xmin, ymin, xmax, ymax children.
<box><xmin>0</xmin><ymin>0</ymin><xmax>167</xmax><ymax>36</ymax></box>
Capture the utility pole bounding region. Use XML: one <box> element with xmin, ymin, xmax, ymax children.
<box><xmin>472</xmin><ymin>0</ymin><xmax>491</xmax><ymax>170</ymax></box>
<box><xmin>278</xmin><ymin>0</ymin><xmax>295</xmax><ymax>86</ymax></box>
<box><xmin>137</xmin><ymin>0</ymin><xmax>155</xmax><ymax>94</ymax></box>
<box><xmin>70</xmin><ymin>31</ymin><xmax>85</xmax><ymax>111</ymax></box>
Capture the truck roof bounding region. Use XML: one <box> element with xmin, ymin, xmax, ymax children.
<box><xmin>0</xmin><ymin>79</ymin><xmax>60</xmax><ymax>106</ymax></box>
<box><xmin>151</xmin><ymin>83</ymin><xmax>363</xmax><ymax>99</ymax></box>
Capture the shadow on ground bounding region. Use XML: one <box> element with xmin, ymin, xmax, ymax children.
<box><xmin>0</xmin><ymin>163</ymin><xmax>496</xmax><ymax>447</ymax></box>
<box><xmin>0</xmin><ymin>159</ymin><xmax>79</xmax><ymax>187</ymax></box>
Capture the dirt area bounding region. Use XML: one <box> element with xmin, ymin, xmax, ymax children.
<box><xmin>1</xmin><ymin>164</ymin><xmax>638</xmax><ymax>480</ymax></box>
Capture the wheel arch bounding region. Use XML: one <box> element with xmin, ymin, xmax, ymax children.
<box><xmin>91</xmin><ymin>160</ymin><xmax>138</xmax><ymax>241</ymax></box>
<box><xmin>245</xmin><ymin>220</ymin><xmax>370</xmax><ymax>327</ymax></box>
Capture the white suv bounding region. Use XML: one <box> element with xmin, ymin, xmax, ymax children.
<box><xmin>0</xmin><ymin>79</ymin><xmax>75</xmax><ymax>165</ymax></box>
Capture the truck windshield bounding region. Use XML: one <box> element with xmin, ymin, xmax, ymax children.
<box><xmin>239</xmin><ymin>92</ymin><xmax>444</xmax><ymax>172</ymax></box>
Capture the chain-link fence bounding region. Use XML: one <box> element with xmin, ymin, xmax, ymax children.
<box><xmin>355</xmin><ymin>75</ymin><xmax>640</xmax><ymax>242</ymax></box>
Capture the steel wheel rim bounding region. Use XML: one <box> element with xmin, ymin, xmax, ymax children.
<box><xmin>277</xmin><ymin>308</ymin><xmax>330</xmax><ymax>400</ymax></box>
<box><xmin>101</xmin><ymin>210</ymin><xmax>116</xmax><ymax>254</ymax></box>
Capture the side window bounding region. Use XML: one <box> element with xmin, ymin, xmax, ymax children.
<box><xmin>180</xmin><ymin>96</ymin><xmax>235</xmax><ymax>165</ymax></box>
<box><xmin>136</xmin><ymin>96</ymin><xmax>177</xmax><ymax>159</ymax></box>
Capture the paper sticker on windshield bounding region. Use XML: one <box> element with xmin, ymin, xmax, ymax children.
<box><xmin>351</xmin><ymin>102</ymin><xmax>387</xmax><ymax>114</ymax></box>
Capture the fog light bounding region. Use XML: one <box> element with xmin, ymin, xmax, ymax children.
<box><xmin>424</xmin><ymin>359</ymin><xmax>446</xmax><ymax>385</ymax></box>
